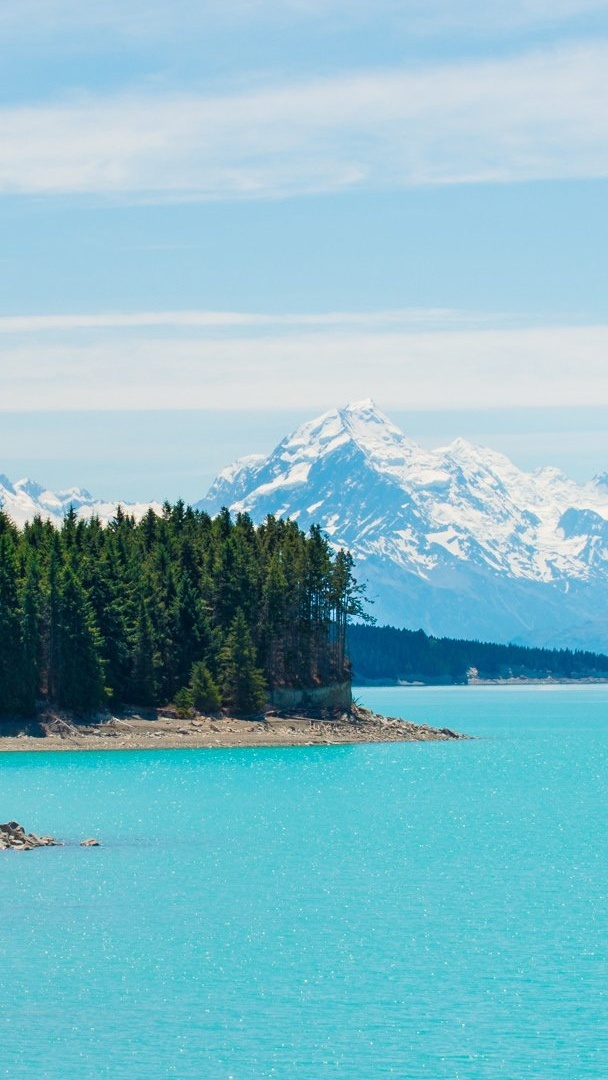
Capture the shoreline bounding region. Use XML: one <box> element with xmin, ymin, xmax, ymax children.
<box><xmin>355</xmin><ymin>677</ymin><xmax>608</xmax><ymax>687</ymax></box>
<box><xmin>0</xmin><ymin>706</ymin><xmax>467</xmax><ymax>752</ymax></box>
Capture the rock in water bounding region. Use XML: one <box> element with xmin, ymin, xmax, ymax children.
<box><xmin>80</xmin><ymin>838</ymin><xmax>100</xmax><ymax>847</ymax></box>
<box><xmin>0</xmin><ymin>821</ymin><xmax>62</xmax><ymax>850</ymax></box>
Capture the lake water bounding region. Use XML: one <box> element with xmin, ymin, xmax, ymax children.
<box><xmin>2</xmin><ymin>685</ymin><xmax>608</xmax><ymax>1079</ymax></box>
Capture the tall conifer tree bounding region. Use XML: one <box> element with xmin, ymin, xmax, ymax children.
<box><xmin>219</xmin><ymin>609</ymin><xmax>267</xmax><ymax>715</ymax></box>
<box><xmin>0</xmin><ymin>529</ymin><xmax>25</xmax><ymax>716</ymax></box>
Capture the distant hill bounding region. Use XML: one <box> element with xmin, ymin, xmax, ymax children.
<box><xmin>348</xmin><ymin>624</ymin><xmax>608</xmax><ymax>685</ymax></box>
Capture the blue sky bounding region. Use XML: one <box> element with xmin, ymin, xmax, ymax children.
<box><xmin>1</xmin><ymin>1</ymin><xmax>608</xmax><ymax>499</ymax></box>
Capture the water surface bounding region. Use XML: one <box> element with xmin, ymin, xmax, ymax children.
<box><xmin>1</xmin><ymin>686</ymin><xmax>607</xmax><ymax>1078</ymax></box>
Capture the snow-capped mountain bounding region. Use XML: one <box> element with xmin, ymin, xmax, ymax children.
<box><xmin>4</xmin><ymin>400</ymin><xmax>608</xmax><ymax>650</ymax></box>
<box><xmin>197</xmin><ymin>400</ymin><xmax>608</xmax><ymax>651</ymax></box>
<box><xmin>0</xmin><ymin>473</ymin><xmax>157</xmax><ymax>529</ymax></box>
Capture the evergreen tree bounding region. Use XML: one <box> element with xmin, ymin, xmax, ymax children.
<box><xmin>52</xmin><ymin>563</ymin><xmax>107</xmax><ymax>711</ymax></box>
<box><xmin>171</xmin><ymin>572</ymin><xmax>212</xmax><ymax>691</ymax></box>
<box><xmin>260</xmin><ymin>550</ymin><xmax>288</xmax><ymax>685</ymax></box>
<box><xmin>0</xmin><ymin>502</ymin><xmax>373</xmax><ymax>717</ymax></box>
<box><xmin>19</xmin><ymin>551</ymin><xmax>41</xmax><ymax>716</ymax></box>
<box><xmin>188</xmin><ymin>661</ymin><xmax>221</xmax><ymax>714</ymax></box>
<box><xmin>0</xmin><ymin>531</ymin><xmax>26</xmax><ymax>716</ymax></box>
<box><xmin>219</xmin><ymin>609</ymin><xmax>267</xmax><ymax>715</ymax></box>
<box><xmin>347</xmin><ymin>624</ymin><xmax>608</xmax><ymax>684</ymax></box>
<box><xmin>128</xmin><ymin>596</ymin><xmax>159</xmax><ymax>705</ymax></box>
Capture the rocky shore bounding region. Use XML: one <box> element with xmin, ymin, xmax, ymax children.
<box><xmin>0</xmin><ymin>821</ymin><xmax>62</xmax><ymax>850</ymax></box>
<box><xmin>0</xmin><ymin>704</ymin><xmax>467</xmax><ymax>752</ymax></box>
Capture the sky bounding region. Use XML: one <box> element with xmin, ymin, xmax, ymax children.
<box><xmin>1</xmin><ymin>0</ymin><xmax>608</xmax><ymax>501</ymax></box>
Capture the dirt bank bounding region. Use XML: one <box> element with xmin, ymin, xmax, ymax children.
<box><xmin>0</xmin><ymin>705</ymin><xmax>468</xmax><ymax>752</ymax></box>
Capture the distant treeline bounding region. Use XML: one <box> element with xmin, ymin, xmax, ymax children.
<box><xmin>349</xmin><ymin>624</ymin><xmax>608</xmax><ymax>684</ymax></box>
<box><xmin>0</xmin><ymin>505</ymin><xmax>364</xmax><ymax>719</ymax></box>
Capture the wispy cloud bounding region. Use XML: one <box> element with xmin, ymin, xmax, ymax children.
<box><xmin>2</xmin><ymin>324</ymin><xmax>607</xmax><ymax>411</ymax></box>
<box><xmin>0</xmin><ymin>308</ymin><xmax>493</xmax><ymax>334</ymax></box>
<box><xmin>1</xmin><ymin>42</ymin><xmax>607</xmax><ymax>198</ymax></box>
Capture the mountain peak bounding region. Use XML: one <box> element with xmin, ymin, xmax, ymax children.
<box><xmin>14</xmin><ymin>477</ymin><xmax>46</xmax><ymax>499</ymax></box>
<box><xmin>279</xmin><ymin>400</ymin><xmax>418</xmax><ymax>472</ymax></box>
<box><xmin>196</xmin><ymin>401</ymin><xmax>608</xmax><ymax>650</ymax></box>
<box><xmin>340</xmin><ymin>397</ymin><xmax>378</xmax><ymax>416</ymax></box>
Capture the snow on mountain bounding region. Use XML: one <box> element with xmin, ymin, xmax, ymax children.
<box><xmin>196</xmin><ymin>399</ymin><xmax>608</xmax><ymax>651</ymax></box>
<box><xmin>0</xmin><ymin>474</ymin><xmax>158</xmax><ymax>529</ymax></box>
<box><xmin>4</xmin><ymin>400</ymin><xmax>608</xmax><ymax>650</ymax></box>
<box><xmin>203</xmin><ymin>454</ymin><xmax>266</xmax><ymax>511</ymax></box>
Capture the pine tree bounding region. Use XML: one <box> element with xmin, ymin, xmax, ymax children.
<box><xmin>260</xmin><ymin>550</ymin><xmax>288</xmax><ymax>685</ymax></box>
<box><xmin>171</xmin><ymin>572</ymin><xmax>212</xmax><ymax>692</ymax></box>
<box><xmin>0</xmin><ymin>502</ymin><xmax>367</xmax><ymax>717</ymax></box>
<box><xmin>19</xmin><ymin>552</ymin><xmax>41</xmax><ymax>716</ymax></box>
<box><xmin>219</xmin><ymin>609</ymin><xmax>267</xmax><ymax>715</ymax></box>
<box><xmin>52</xmin><ymin>563</ymin><xmax>107</xmax><ymax>712</ymax></box>
<box><xmin>128</xmin><ymin>596</ymin><xmax>159</xmax><ymax>705</ymax></box>
<box><xmin>85</xmin><ymin>544</ymin><xmax>132</xmax><ymax>704</ymax></box>
<box><xmin>188</xmin><ymin>661</ymin><xmax>221</xmax><ymax>714</ymax></box>
<box><xmin>0</xmin><ymin>531</ymin><xmax>25</xmax><ymax>716</ymax></box>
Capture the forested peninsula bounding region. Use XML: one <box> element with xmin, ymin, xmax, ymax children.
<box><xmin>0</xmin><ymin>504</ymin><xmax>468</xmax><ymax>749</ymax></box>
<box><xmin>0</xmin><ymin>504</ymin><xmax>363</xmax><ymax>722</ymax></box>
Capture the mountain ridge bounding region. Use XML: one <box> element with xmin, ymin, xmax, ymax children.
<box><xmin>3</xmin><ymin>399</ymin><xmax>608</xmax><ymax>650</ymax></box>
<box><xmin>196</xmin><ymin>399</ymin><xmax>608</xmax><ymax>651</ymax></box>
<box><xmin>0</xmin><ymin>474</ymin><xmax>159</xmax><ymax>528</ymax></box>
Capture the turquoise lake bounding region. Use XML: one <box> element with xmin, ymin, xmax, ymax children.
<box><xmin>2</xmin><ymin>685</ymin><xmax>608</xmax><ymax>1079</ymax></box>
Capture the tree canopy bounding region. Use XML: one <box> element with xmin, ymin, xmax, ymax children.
<box><xmin>0</xmin><ymin>505</ymin><xmax>366</xmax><ymax>720</ymax></box>
<box><xmin>348</xmin><ymin>623</ymin><xmax>608</xmax><ymax>684</ymax></box>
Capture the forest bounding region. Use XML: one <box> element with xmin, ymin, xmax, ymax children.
<box><xmin>0</xmin><ymin>504</ymin><xmax>365</xmax><ymax>720</ymax></box>
<box><xmin>348</xmin><ymin>624</ymin><xmax>608</xmax><ymax>684</ymax></box>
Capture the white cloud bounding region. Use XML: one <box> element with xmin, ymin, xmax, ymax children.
<box><xmin>2</xmin><ymin>323</ymin><xmax>607</xmax><ymax>411</ymax></box>
<box><xmin>0</xmin><ymin>308</ymin><xmax>488</xmax><ymax>334</ymax></box>
<box><xmin>1</xmin><ymin>41</ymin><xmax>608</xmax><ymax>198</ymax></box>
